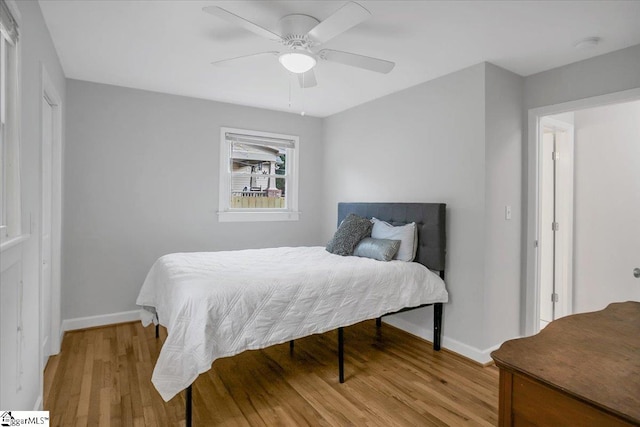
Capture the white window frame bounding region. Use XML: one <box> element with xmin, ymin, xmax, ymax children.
<box><xmin>0</xmin><ymin>35</ymin><xmax>6</xmax><ymax>237</ymax></box>
<box><xmin>218</xmin><ymin>127</ymin><xmax>300</xmax><ymax>222</ymax></box>
<box><xmin>0</xmin><ymin>0</ymin><xmax>21</xmax><ymax>247</ymax></box>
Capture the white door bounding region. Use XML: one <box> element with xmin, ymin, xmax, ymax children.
<box><xmin>572</xmin><ymin>100</ymin><xmax>640</xmax><ymax>310</ymax></box>
<box><xmin>41</xmin><ymin>96</ymin><xmax>53</xmax><ymax>369</ymax></box>
<box><xmin>538</xmin><ymin>116</ymin><xmax>574</xmax><ymax>329</ymax></box>
<box><xmin>539</xmin><ymin>129</ymin><xmax>555</xmax><ymax>327</ymax></box>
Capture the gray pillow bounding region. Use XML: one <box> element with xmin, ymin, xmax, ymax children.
<box><xmin>353</xmin><ymin>238</ymin><xmax>401</xmax><ymax>261</ymax></box>
<box><xmin>326</xmin><ymin>213</ymin><xmax>373</xmax><ymax>256</ymax></box>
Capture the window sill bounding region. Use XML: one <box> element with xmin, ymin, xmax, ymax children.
<box><xmin>0</xmin><ymin>233</ymin><xmax>30</xmax><ymax>253</ymax></box>
<box><xmin>217</xmin><ymin>210</ymin><xmax>300</xmax><ymax>223</ymax></box>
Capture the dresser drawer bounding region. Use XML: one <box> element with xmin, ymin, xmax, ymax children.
<box><xmin>508</xmin><ymin>372</ymin><xmax>633</xmax><ymax>427</ymax></box>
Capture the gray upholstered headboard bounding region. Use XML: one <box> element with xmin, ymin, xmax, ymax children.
<box><xmin>337</xmin><ymin>202</ymin><xmax>446</xmax><ymax>272</ymax></box>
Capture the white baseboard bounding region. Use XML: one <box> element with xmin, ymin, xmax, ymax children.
<box><xmin>60</xmin><ymin>309</ymin><xmax>508</xmax><ymax>364</ymax></box>
<box><xmin>62</xmin><ymin>310</ymin><xmax>141</xmax><ymax>332</ymax></box>
<box><xmin>53</xmin><ymin>326</ymin><xmax>64</xmax><ymax>353</ymax></box>
<box><xmin>383</xmin><ymin>316</ymin><xmax>503</xmax><ymax>365</ymax></box>
<box><xmin>33</xmin><ymin>395</ymin><xmax>42</xmax><ymax>411</ymax></box>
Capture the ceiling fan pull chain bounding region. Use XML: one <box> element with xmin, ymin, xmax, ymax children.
<box><xmin>288</xmin><ymin>72</ymin><xmax>292</xmax><ymax>108</ymax></box>
<box><xmin>301</xmin><ymin>73</ymin><xmax>305</xmax><ymax>116</ymax></box>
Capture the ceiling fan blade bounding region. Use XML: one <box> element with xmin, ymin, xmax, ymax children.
<box><xmin>211</xmin><ymin>51</ymin><xmax>279</xmax><ymax>66</ymax></box>
<box><xmin>203</xmin><ymin>6</ymin><xmax>283</xmax><ymax>41</ymax></box>
<box><xmin>318</xmin><ymin>49</ymin><xmax>395</xmax><ymax>74</ymax></box>
<box><xmin>307</xmin><ymin>2</ymin><xmax>370</xmax><ymax>45</ymax></box>
<box><xmin>297</xmin><ymin>69</ymin><xmax>318</xmax><ymax>88</ymax></box>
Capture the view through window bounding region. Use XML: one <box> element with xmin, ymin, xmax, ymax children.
<box><xmin>218</xmin><ymin>128</ymin><xmax>299</xmax><ymax>222</ymax></box>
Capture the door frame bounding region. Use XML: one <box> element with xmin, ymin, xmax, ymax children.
<box><xmin>40</xmin><ymin>64</ymin><xmax>62</xmax><ymax>367</ymax></box>
<box><xmin>525</xmin><ymin>87</ymin><xmax>640</xmax><ymax>336</ymax></box>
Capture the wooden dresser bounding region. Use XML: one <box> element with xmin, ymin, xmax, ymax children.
<box><xmin>491</xmin><ymin>301</ymin><xmax>640</xmax><ymax>426</ymax></box>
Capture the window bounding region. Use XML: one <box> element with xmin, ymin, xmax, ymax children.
<box><xmin>218</xmin><ymin>127</ymin><xmax>299</xmax><ymax>222</ymax></box>
<box><xmin>0</xmin><ymin>0</ymin><xmax>20</xmax><ymax>244</ymax></box>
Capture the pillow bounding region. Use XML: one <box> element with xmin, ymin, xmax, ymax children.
<box><xmin>325</xmin><ymin>213</ymin><xmax>373</xmax><ymax>256</ymax></box>
<box><xmin>353</xmin><ymin>238</ymin><xmax>401</xmax><ymax>261</ymax></box>
<box><xmin>371</xmin><ymin>218</ymin><xmax>418</xmax><ymax>262</ymax></box>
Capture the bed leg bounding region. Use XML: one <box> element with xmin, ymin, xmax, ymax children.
<box><xmin>289</xmin><ymin>340</ymin><xmax>294</xmax><ymax>353</ymax></box>
<box><xmin>338</xmin><ymin>327</ymin><xmax>344</xmax><ymax>383</ymax></box>
<box><xmin>376</xmin><ymin>317</ymin><xmax>382</xmax><ymax>328</ymax></box>
<box><xmin>155</xmin><ymin>324</ymin><xmax>159</xmax><ymax>339</ymax></box>
<box><xmin>185</xmin><ymin>384</ymin><xmax>192</xmax><ymax>427</ymax></box>
<box><xmin>433</xmin><ymin>303</ymin><xmax>443</xmax><ymax>351</ymax></box>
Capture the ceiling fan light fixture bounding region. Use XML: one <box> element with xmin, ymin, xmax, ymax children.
<box><xmin>278</xmin><ymin>51</ymin><xmax>316</xmax><ymax>74</ymax></box>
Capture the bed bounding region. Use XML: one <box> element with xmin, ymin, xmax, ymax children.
<box><xmin>136</xmin><ymin>202</ymin><xmax>448</xmax><ymax>426</ymax></box>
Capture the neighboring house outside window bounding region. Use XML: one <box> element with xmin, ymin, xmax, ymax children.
<box><xmin>0</xmin><ymin>0</ymin><xmax>21</xmax><ymax>244</ymax></box>
<box><xmin>218</xmin><ymin>127</ymin><xmax>299</xmax><ymax>222</ymax></box>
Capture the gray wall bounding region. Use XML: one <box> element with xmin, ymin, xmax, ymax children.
<box><xmin>322</xmin><ymin>63</ymin><xmax>494</xmax><ymax>356</ymax></box>
<box><xmin>483</xmin><ymin>64</ymin><xmax>523</xmax><ymax>348</ymax></box>
<box><xmin>525</xmin><ymin>44</ymin><xmax>640</xmax><ymax>111</ymax></box>
<box><xmin>321</xmin><ymin>63</ymin><xmax>525</xmax><ymax>359</ymax></box>
<box><xmin>0</xmin><ymin>0</ymin><xmax>66</xmax><ymax>410</ymax></box>
<box><xmin>63</xmin><ymin>80</ymin><xmax>324</xmax><ymax>320</ymax></box>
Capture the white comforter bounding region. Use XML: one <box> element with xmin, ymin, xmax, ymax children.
<box><xmin>136</xmin><ymin>246</ymin><xmax>448</xmax><ymax>401</ymax></box>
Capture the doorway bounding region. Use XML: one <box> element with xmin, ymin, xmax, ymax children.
<box><xmin>525</xmin><ymin>87</ymin><xmax>640</xmax><ymax>336</ymax></box>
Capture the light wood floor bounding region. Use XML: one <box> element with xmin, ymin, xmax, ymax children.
<box><xmin>45</xmin><ymin>320</ymin><xmax>499</xmax><ymax>426</ymax></box>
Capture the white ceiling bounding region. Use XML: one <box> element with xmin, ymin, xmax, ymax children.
<box><xmin>39</xmin><ymin>1</ymin><xmax>640</xmax><ymax>117</ymax></box>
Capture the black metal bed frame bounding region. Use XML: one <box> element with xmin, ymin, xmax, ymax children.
<box><xmin>155</xmin><ymin>293</ymin><xmax>444</xmax><ymax>427</ymax></box>
<box><xmin>153</xmin><ymin>202</ymin><xmax>446</xmax><ymax>426</ymax></box>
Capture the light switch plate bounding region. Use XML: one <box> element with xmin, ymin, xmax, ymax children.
<box><xmin>505</xmin><ymin>205</ymin><xmax>512</xmax><ymax>220</ymax></box>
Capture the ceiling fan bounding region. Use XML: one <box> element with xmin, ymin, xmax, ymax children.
<box><xmin>203</xmin><ymin>1</ymin><xmax>395</xmax><ymax>88</ymax></box>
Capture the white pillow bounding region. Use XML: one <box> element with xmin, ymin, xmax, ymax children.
<box><xmin>371</xmin><ymin>218</ymin><xmax>418</xmax><ymax>262</ymax></box>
